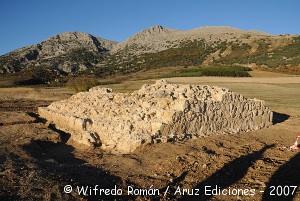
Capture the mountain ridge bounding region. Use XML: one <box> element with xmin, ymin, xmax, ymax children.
<box><xmin>185</xmin><ymin>26</ymin><xmax>271</xmax><ymax>35</ymax></box>
<box><xmin>0</xmin><ymin>25</ymin><xmax>299</xmax><ymax>79</ymax></box>
<box><xmin>111</xmin><ymin>25</ymin><xmax>273</xmax><ymax>55</ymax></box>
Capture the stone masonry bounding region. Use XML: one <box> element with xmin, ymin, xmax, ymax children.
<box><xmin>38</xmin><ymin>80</ymin><xmax>273</xmax><ymax>153</ymax></box>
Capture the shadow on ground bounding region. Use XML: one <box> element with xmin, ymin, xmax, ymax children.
<box><xmin>273</xmin><ymin>111</ymin><xmax>290</xmax><ymax>124</ymax></box>
<box><xmin>22</xmin><ymin>140</ymin><xmax>126</xmax><ymax>200</ymax></box>
<box><xmin>262</xmin><ymin>152</ymin><xmax>300</xmax><ymax>201</ymax></box>
<box><xmin>178</xmin><ymin>144</ymin><xmax>275</xmax><ymax>201</ymax></box>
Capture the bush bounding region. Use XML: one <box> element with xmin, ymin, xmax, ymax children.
<box><xmin>14</xmin><ymin>77</ymin><xmax>46</xmax><ymax>86</ymax></box>
<box><xmin>14</xmin><ymin>66</ymin><xmax>58</xmax><ymax>86</ymax></box>
<box><xmin>151</xmin><ymin>66</ymin><xmax>251</xmax><ymax>79</ymax></box>
<box><xmin>180</xmin><ymin>66</ymin><xmax>251</xmax><ymax>77</ymax></box>
<box><xmin>66</xmin><ymin>77</ymin><xmax>99</xmax><ymax>92</ymax></box>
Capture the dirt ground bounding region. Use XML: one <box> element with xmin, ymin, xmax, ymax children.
<box><xmin>0</xmin><ymin>72</ymin><xmax>300</xmax><ymax>200</ymax></box>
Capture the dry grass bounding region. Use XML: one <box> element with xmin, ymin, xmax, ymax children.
<box><xmin>103</xmin><ymin>70</ymin><xmax>300</xmax><ymax>117</ymax></box>
<box><xmin>248</xmin><ymin>70</ymin><xmax>294</xmax><ymax>77</ymax></box>
<box><xmin>0</xmin><ymin>87</ymin><xmax>73</xmax><ymax>101</ymax></box>
<box><xmin>206</xmin><ymin>83</ymin><xmax>300</xmax><ymax>116</ymax></box>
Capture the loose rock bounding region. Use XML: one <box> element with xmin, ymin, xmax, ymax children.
<box><xmin>38</xmin><ymin>80</ymin><xmax>273</xmax><ymax>153</ymax></box>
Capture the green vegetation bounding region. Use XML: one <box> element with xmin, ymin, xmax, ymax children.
<box><xmin>217</xmin><ymin>42</ymin><xmax>252</xmax><ymax>64</ymax></box>
<box><xmin>68</xmin><ymin>48</ymin><xmax>104</xmax><ymax>65</ymax></box>
<box><xmin>218</xmin><ymin>36</ymin><xmax>300</xmax><ymax>74</ymax></box>
<box><xmin>66</xmin><ymin>77</ymin><xmax>99</xmax><ymax>92</ymax></box>
<box><xmin>14</xmin><ymin>66</ymin><xmax>62</xmax><ymax>86</ymax></box>
<box><xmin>149</xmin><ymin>66</ymin><xmax>251</xmax><ymax>79</ymax></box>
<box><xmin>250</xmin><ymin>36</ymin><xmax>300</xmax><ymax>68</ymax></box>
<box><xmin>2</xmin><ymin>35</ymin><xmax>300</xmax><ymax>87</ymax></box>
<box><xmin>142</xmin><ymin>40</ymin><xmax>215</xmax><ymax>69</ymax></box>
<box><xmin>97</xmin><ymin>81</ymin><xmax>119</xmax><ymax>85</ymax></box>
<box><xmin>66</xmin><ymin>77</ymin><xmax>121</xmax><ymax>92</ymax></box>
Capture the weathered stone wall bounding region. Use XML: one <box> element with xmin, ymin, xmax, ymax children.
<box><xmin>38</xmin><ymin>80</ymin><xmax>273</xmax><ymax>153</ymax></box>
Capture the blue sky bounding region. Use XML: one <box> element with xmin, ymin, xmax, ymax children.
<box><xmin>1</xmin><ymin>0</ymin><xmax>299</xmax><ymax>55</ymax></box>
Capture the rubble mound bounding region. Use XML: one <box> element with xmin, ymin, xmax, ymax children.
<box><xmin>38</xmin><ymin>80</ymin><xmax>273</xmax><ymax>153</ymax></box>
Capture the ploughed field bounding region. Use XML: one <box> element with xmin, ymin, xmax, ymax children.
<box><xmin>0</xmin><ymin>71</ymin><xmax>300</xmax><ymax>200</ymax></box>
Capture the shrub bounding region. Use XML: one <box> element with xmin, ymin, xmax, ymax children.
<box><xmin>14</xmin><ymin>66</ymin><xmax>58</xmax><ymax>86</ymax></box>
<box><xmin>151</xmin><ymin>66</ymin><xmax>251</xmax><ymax>79</ymax></box>
<box><xmin>66</xmin><ymin>77</ymin><xmax>99</xmax><ymax>92</ymax></box>
<box><xmin>180</xmin><ymin>66</ymin><xmax>251</xmax><ymax>77</ymax></box>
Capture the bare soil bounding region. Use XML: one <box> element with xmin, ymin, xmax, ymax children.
<box><xmin>1</xmin><ymin>72</ymin><xmax>300</xmax><ymax>200</ymax></box>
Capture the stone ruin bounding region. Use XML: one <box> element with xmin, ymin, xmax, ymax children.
<box><xmin>38</xmin><ymin>80</ymin><xmax>273</xmax><ymax>153</ymax></box>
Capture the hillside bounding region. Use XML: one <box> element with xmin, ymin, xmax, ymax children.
<box><xmin>111</xmin><ymin>25</ymin><xmax>180</xmax><ymax>54</ymax></box>
<box><xmin>105</xmin><ymin>26</ymin><xmax>299</xmax><ymax>75</ymax></box>
<box><xmin>111</xmin><ymin>25</ymin><xmax>272</xmax><ymax>55</ymax></box>
<box><xmin>0</xmin><ymin>25</ymin><xmax>299</xmax><ymax>84</ymax></box>
<box><xmin>0</xmin><ymin>32</ymin><xmax>118</xmax><ymax>74</ymax></box>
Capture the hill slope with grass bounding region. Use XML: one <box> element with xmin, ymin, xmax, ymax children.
<box><xmin>101</xmin><ymin>26</ymin><xmax>299</xmax><ymax>76</ymax></box>
<box><xmin>0</xmin><ymin>25</ymin><xmax>299</xmax><ymax>86</ymax></box>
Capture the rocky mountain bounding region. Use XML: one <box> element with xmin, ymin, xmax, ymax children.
<box><xmin>0</xmin><ymin>32</ymin><xmax>117</xmax><ymax>74</ymax></box>
<box><xmin>1</xmin><ymin>25</ymin><xmax>299</xmax><ymax>80</ymax></box>
<box><xmin>111</xmin><ymin>25</ymin><xmax>180</xmax><ymax>54</ymax></box>
<box><xmin>106</xmin><ymin>25</ymin><xmax>299</xmax><ymax>75</ymax></box>
<box><xmin>111</xmin><ymin>25</ymin><xmax>272</xmax><ymax>55</ymax></box>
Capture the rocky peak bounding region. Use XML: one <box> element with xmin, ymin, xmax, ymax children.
<box><xmin>111</xmin><ymin>25</ymin><xmax>179</xmax><ymax>54</ymax></box>
<box><xmin>135</xmin><ymin>25</ymin><xmax>177</xmax><ymax>38</ymax></box>
<box><xmin>39</xmin><ymin>31</ymin><xmax>117</xmax><ymax>56</ymax></box>
<box><xmin>0</xmin><ymin>31</ymin><xmax>118</xmax><ymax>74</ymax></box>
<box><xmin>144</xmin><ymin>25</ymin><xmax>166</xmax><ymax>34</ymax></box>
